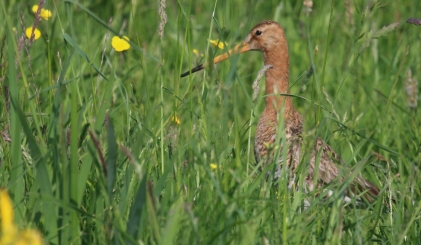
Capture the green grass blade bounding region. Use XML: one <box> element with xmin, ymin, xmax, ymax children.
<box><xmin>126</xmin><ymin>173</ymin><xmax>147</xmax><ymax>239</ymax></box>
<box><xmin>4</xmin><ymin>14</ymin><xmax>24</xmax><ymax>225</ymax></box>
<box><xmin>63</xmin><ymin>33</ymin><xmax>108</xmax><ymax>80</ymax></box>
<box><xmin>106</xmin><ymin>118</ymin><xmax>117</xmax><ymax>200</ymax></box>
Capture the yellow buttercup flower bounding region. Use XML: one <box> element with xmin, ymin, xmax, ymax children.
<box><xmin>32</xmin><ymin>5</ymin><xmax>52</xmax><ymax>20</ymax></box>
<box><xmin>171</xmin><ymin>116</ymin><xmax>181</xmax><ymax>125</ymax></box>
<box><xmin>111</xmin><ymin>36</ymin><xmax>131</xmax><ymax>52</ymax></box>
<box><xmin>31</xmin><ymin>5</ymin><xmax>38</xmax><ymax>13</ymax></box>
<box><xmin>210</xmin><ymin>163</ymin><xmax>219</xmax><ymax>170</ymax></box>
<box><xmin>25</xmin><ymin>27</ymin><xmax>41</xmax><ymax>40</ymax></box>
<box><xmin>0</xmin><ymin>189</ymin><xmax>42</xmax><ymax>245</ymax></box>
<box><xmin>192</xmin><ymin>49</ymin><xmax>204</xmax><ymax>57</ymax></box>
<box><xmin>209</xmin><ymin>39</ymin><xmax>228</xmax><ymax>49</ymax></box>
<box><xmin>0</xmin><ymin>189</ymin><xmax>15</xmax><ymax>234</ymax></box>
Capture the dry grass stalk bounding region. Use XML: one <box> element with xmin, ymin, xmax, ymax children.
<box><xmin>322</xmin><ymin>86</ymin><xmax>339</xmax><ymax>120</ymax></box>
<box><xmin>167</xmin><ymin>125</ymin><xmax>179</xmax><ymax>159</ymax></box>
<box><xmin>252</xmin><ymin>65</ymin><xmax>273</xmax><ymax>103</ymax></box>
<box><xmin>57</xmin><ymin>51</ymin><xmax>62</xmax><ymax>69</ymax></box>
<box><xmin>98</xmin><ymin>16</ymin><xmax>113</xmax><ymax>83</ymax></box>
<box><xmin>303</xmin><ymin>0</ymin><xmax>313</xmax><ymax>16</ymax></box>
<box><xmin>405</xmin><ymin>69</ymin><xmax>418</xmax><ymax>109</ymax></box>
<box><xmin>359</xmin><ymin>22</ymin><xmax>399</xmax><ymax>54</ymax></box>
<box><xmin>30</xmin><ymin>0</ymin><xmax>44</xmax><ymax>43</ymax></box>
<box><xmin>345</xmin><ymin>0</ymin><xmax>354</xmax><ymax>28</ymax></box>
<box><xmin>17</xmin><ymin>11</ymin><xmax>26</xmax><ymax>66</ymax></box>
<box><xmin>19</xmin><ymin>4</ymin><xmax>43</xmax><ymax>81</ymax></box>
<box><xmin>158</xmin><ymin>0</ymin><xmax>167</xmax><ymax>39</ymax></box>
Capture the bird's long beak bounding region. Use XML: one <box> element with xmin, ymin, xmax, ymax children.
<box><xmin>180</xmin><ymin>42</ymin><xmax>251</xmax><ymax>77</ymax></box>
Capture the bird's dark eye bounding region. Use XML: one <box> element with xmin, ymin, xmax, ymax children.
<box><xmin>255</xmin><ymin>30</ymin><xmax>262</xmax><ymax>36</ymax></box>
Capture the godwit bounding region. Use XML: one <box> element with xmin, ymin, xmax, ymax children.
<box><xmin>181</xmin><ymin>20</ymin><xmax>379</xmax><ymax>203</ymax></box>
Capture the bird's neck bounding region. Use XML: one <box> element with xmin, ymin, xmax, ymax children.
<box><xmin>262</xmin><ymin>48</ymin><xmax>293</xmax><ymax>116</ymax></box>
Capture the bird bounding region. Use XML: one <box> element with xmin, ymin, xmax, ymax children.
<box><xmin>181</xmin><ymin>20</ymin><xmax>379</xmax><ymax>203</ymax></box>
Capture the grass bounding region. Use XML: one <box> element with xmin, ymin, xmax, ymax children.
<box><xmin>0</xmin><ymin>0</ymin><xmax>420</xmax><ymax>244</ymax></box>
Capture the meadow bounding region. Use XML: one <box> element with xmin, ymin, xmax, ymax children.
<box><xmin>1</xmin><ymin>0</ymin><xmax>420</xmax><ymax>244</ymax></box>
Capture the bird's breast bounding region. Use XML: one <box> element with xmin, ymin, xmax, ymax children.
<box><xmin>254</xmin><ymin>110</ymin><xmax>301</xmax><ymax>165</ymax></box>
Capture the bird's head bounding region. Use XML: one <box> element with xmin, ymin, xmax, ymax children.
<box><xmin>242</xmin><ymin>20</ymin><xmax>286</xmax><ymax>53</ymax></box>
<box><xmin>181</xmin><ymin>20</ymin><xmax>287</xmax><ymax>77</ymax></box>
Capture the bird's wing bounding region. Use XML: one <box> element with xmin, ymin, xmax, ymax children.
<box><xmin>310</xmin><ymin>137</ymin><xmax>342</xmax><ymax>184</ymax></box>
<box><xmin>310</xmin><ymin>137</ymin><xmax>379</xmax><ymax>202</ymax></box>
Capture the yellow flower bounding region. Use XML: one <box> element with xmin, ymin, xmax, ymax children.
<box><xmin>0</xmin><ymin>189</ymin><xmax>42</xmax><ymax>245</ymax></box>
<box><xmin>25</xmin><ymin>27</ymin><xmax>41</xmax><ymax>40</ymax></box>
<box><xmin>209</xmin><ymin>39</ymin><xmax>228</xmax><ymax>49</ymax></box>
<box><xmin>210</xmin><ymin>163</ymin><xmax>219</xmax><ymax>170</ymax></box>
<box><xmin>171</xmin><ymin>116</ymin><xmax>180</xmax><ymax>125</ymax></box>
<box><xmin>192</xmin><ymin>49</ymin><xmax>204</xmax><ymax>57</ymax></box>
<box><xmin>0</xmin><ymin>189</ymin><xmax>15</xmax><ymax>234</ymax></box>
<box><xmin>32</xmin><ymin>5</ymin><xmax>52</xmax><ymax>20</ymax></box>
<box><xmin>111</xmin><ymin>36</ymin><xmax>131</xmax><ymax>52</ymax></box>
